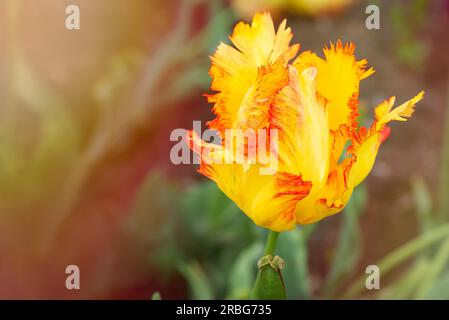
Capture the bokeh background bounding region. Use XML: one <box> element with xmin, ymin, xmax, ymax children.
<box><xmin>0</xmin><ymin>0</ymin><xmax>448</xmax><ymax>299</ymax></box>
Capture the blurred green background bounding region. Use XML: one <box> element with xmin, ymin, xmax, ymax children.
<box><xmin>0</xmin><ymin>0</ymin><xmax>448</xmax><ymax>299</ymax></box>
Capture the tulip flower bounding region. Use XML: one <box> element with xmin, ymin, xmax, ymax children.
<box><xmin>186</xmin><ymin>11</ymin><xmax>423</xmax><ymax>300</ymax></box>
<box><xmin>187</xmin><ymin>12</ymin><xmax>424</xmax><ymax>233</ymax></box>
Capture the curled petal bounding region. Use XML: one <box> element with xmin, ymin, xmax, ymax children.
<box><xmin>347</xmin><ymin>91</ymin><xmax>424</xmax><ymax>188</ymax></box>
<box><xmin>375</xmin><ymin>91</ymin><xmax>425</xmax><ymax>131</ymax></box>
<box><xmin>271</xmin><ymin>66</ymin><xmax>330</xmax><ymax>183</ymax></box>
<box><xmin>347</xmin><ymin>129</ymin><xmax>382</xmax><ymax>188</ymax></box>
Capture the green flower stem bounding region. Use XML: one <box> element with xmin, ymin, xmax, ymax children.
<box><xmin>264</xmin><ymin>231</ymin><xmax>279</xmax><ymax>255</ymax></box>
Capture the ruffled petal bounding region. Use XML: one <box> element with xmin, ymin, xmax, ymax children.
<box><xmin>347</xmin><ymin>91</ymin><xmax>424</xmax><ymax>187</ymax></box>
<box><xmin>375</xmin><ymin>91</ymin><xmax>425</xmax><ymax>130</ymax></box>
<box><xmin>293</xmin><ymin>40</ymin><xmax>374</xmax><ymax>131</ymax></box>
<box><xmin>207</xmin><ymin>12</ymin><xmax>299</xmax><ymax>135</ymax></box>
<box><xmin>230</xmin><ymin>12</ymin><xmax>299</xmax><ymax>65</ymax></box>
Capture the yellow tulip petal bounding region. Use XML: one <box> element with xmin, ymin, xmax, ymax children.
<box><xmin>271</xmin><ymin>66</ymin><xmax>330</xmax><ymax>184</ymax></box>
<box><xmin>293</xmin><ymin>41</ymin><xmax>374</xmax><ymax>131</ymax></box>
<box><xmin>347</xmin><ymin>92</ymin><xmax>424</xmax><ymax>187</ymax></box>
<box><xmin>230</xmin><ymin>12</ymin><xmax>299</xmax><ymax>65</ymax></box>
<box><xmin>207</xmin><ymin>12</ymin><xmax>299</xmax><ymax>136</ymax></box>
<box><xmin>375</xmin><ymin>91</ymin><xmax>425</xmax><ymax>130</ymax></box>
<box><xmin>347</xmin><ymin>128</ymin><xmax>383</xmax><ymax>188</ymax></box>
<box><xmin>296</xmin><ymin>155</ymin><xmax>354</xmax><ymax>224</ymax></box>
<box><xmin>187</xmin><ymin>130</ymin><xmax>312</xmax><ymax>232</ymax></box>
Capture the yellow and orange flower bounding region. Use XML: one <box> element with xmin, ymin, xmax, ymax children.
<box><xmin>187</xmin><ymin>12</ymin><xmax>424</xmax><ymax>232</ymax></box>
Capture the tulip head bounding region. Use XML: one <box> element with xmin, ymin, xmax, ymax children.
<box><xmin>187</xmin><ymin>12</ymin><xmax>424</xmax><ymax>232</ymax></box>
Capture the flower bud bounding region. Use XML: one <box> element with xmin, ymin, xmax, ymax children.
<box><xmin>250</xmin><ymin>255</ymin><xmax>286</xmax><ymax>300</ymax></box>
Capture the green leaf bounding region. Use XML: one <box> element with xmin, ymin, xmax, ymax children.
<box><xmin>276</xmin><ymin>228</ymin><xmax>312</xmax><ymax>299</ymax></box>
<box><xmin>414</xmin><ymin>237</ymin><xmax>449</xmax><ymax>298</ymax></box>
<box><xmin>178</xmin><ymin>261</ymin><xmax>214</xmax><ymax>300</ymax></box>
<box><xmin>13</xmin><ymin>60</ymin><xmax>81</xmax><ymax>168</ymax></box>
<box><xmin>379</xmin><ymin>258</ymin><xmax>429</xmax><ymax>299</ymax></box>
<box><xmin>439</xmin><ymin>68</ymin><xmax>449</xmax><ymax>219</ymax></box>
<box><xmin>179</xmin><ymin>181</ymin><xmax>254</xmax><ymax>258</ymax></box>
<box><xmin>226</xmin><ymin>243</ymin><xmax>263</xmax><ymax>299</ymax></box>
<box><xmin>92</xmin><ymin>49</ymin><xmax>144</xmax><ymax>106</ymax></box>
<box><xmin>412</xmin><ymin>176</ymin><xmax>434</xmax><ymax>233</ymax></box>
<box><xmin>424</xmin><ymin>271</ymin><xmax>449</xmax><ymax>299</ymax></box>
<box><xmin>323</xmin><ymin>186</ymin><xmax>366</xmax><ymax>297</ymax></box>
<box><xmin>0</xmin><ymin>58</ymin><xmax>81</xmax><ymax>198</ymax></box>
<box><xmin>343</xmin><ymin>223</ymin><xmax>449</xmax><ymax>299</ymax></box>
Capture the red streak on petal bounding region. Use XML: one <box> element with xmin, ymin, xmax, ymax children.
<box><xmin>379</xmin><ymin>126</ymin><xmax>391</xmax><ymax>143</ymax></box>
